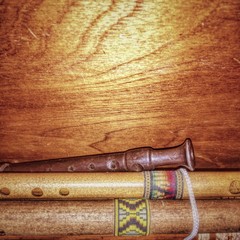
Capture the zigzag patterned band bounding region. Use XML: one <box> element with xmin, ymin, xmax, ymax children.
<box><xmin>114</xmin><ymin>199</ymin><xmax>150</xmax><ymax>236</ymax></box>
<box><xmin>144</xmin><ymin>170</ymin><xmax>183</xmax><ymax>199</ymax></box>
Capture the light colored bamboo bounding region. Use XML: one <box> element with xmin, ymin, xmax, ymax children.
<box><xmin>0</xmin><ymin>172</ymin><xmax>143</xmax><ymax>199</ymax></box>
<box><xmin>0</xmin><ymin>200</ymin><xmax>239</xmax><ymax>236</ymax></box>
<box><xmin>0</xmin><ymin>171</ymin><xmax>239</xmax><ymax>200</ymax></box>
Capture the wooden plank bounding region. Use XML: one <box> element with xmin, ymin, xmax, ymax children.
<box><xmin>0</xmin><ymin>0</ymin><xmax>239</xmax><ymax>168</ymax></box>
<box><xmin>0</xmin><ymin>1</ymin><xmax>239</xmax><ymax>238</ymax></box>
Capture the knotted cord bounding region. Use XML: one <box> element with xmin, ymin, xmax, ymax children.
<box><xmin>180</xmin><ymin>168</ymin><xmax>200</xmax><ymax>240</ymax></box>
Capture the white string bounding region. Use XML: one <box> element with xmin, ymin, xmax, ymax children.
<box><xmin>180</xmin><ymin>168</ymin><xmax>200</xmax><ymax>240</ymax></box>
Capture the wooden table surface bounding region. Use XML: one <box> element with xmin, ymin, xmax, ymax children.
<box><xmin>0</xmin><ymin>0</ymin><xmax>239</xmax><ymax>239</ymax></box>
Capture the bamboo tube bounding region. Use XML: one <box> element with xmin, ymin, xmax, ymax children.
<box><xmin>197</xmin><ymin>233</ymin><xmax>240</xmax><ymax>240</ymax></box>
<box><xmin>0</xmin><ymin>171</ymin><xmax>239</xmax><ymax>200</ymax></box>
<box><xmin>0</xmin><ymin>199</ymin><xmax>239</xmax><ymax>236</ymax></box>
<box><xmin>1</xmin><ymin>233</ymin><xmax>240</xmax><ymax>240</ymax></box>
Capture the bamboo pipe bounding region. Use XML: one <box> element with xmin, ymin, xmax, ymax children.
<box><xmin>0</xmin><ymin>199</ymin><xmax>239</xmax><ymax>236</ymax></box>
<box><xmin>197</xmin><ymin>233</ymin><xmax>240</xmax><ymax>240</ymax></box>
<box><xmin>0</xmin><ymin>171</ymin><xmax>239</xmax><ymax>200</ymax></box>
<box><xmin>1</xmin><ymin>233</ymin><xmax>240</xmax><ymax>240</ymax></box>
<box><xmin>0</xmin><ymin>139</ymin><xmax>195</xmax><ymax>172</ymax></box>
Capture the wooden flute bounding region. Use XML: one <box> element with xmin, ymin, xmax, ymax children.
<box><xmin>0</xmin><ymin>199</ymin><xmax>239</xmax><ymax>236</ymax></box>
<box><xmin>0</xmin><ymin>138</ymin><xmax>195</xmax><ymax>172</ymax></box>
<box><xmin>2</xmin><ymin>233</ymin><xmax>240</xmax><ymax>240</ymax></box>
<box><xmin>0</xmin><ymin>171</ymin><xmax>239</xmax><ymax>200</ymax></box>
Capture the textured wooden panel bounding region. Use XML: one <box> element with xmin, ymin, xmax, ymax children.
<box><xmin>0</xmin><ymin>0</ymin><xmax>240</xmax><ymax>168</ymax></box>
<box><xmin>0</xmin><ymin>1</ymin><xmax>239</xmax><ymax>238</ymax></box>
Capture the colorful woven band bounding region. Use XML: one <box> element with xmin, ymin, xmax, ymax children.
<box><xmin>114</xmin><ymin>199</ymin><xmax>150</xmax><ymax>236</ymax></box>
<box><xmin>143</xmin><ymin>170</ymin><xmax>183</xmax><ymax>199</ymax></box>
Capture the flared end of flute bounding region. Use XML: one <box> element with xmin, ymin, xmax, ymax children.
<box><xmin>183</xmin><ymin>138</ymin><xmax>195</xmax><ymax>171</ymax></box>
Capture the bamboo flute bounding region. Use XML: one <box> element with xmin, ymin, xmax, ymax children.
<box><xmin>1</xmin><ymin>233</ymin><xmax>240</xmax><ymax>240</ymax></box>
<box><xmin>0</xmin><ymin>199</ymin><xmax>239</xmax><ymax>236</ymax></box>
<box><xmin>0</xmin><ymin>171</ymin><xmax>239</xmax><ymax>200</ymax></box>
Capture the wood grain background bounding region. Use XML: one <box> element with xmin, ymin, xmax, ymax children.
<box><xmin>0</xmin><ymin>0</ymin><xmax>240</xmax><ymax>168</ymax></box>
<box><xmin>0</xmin><ymin>0</ymin><xmax>239</xmax><ymax>238</ymax></box>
